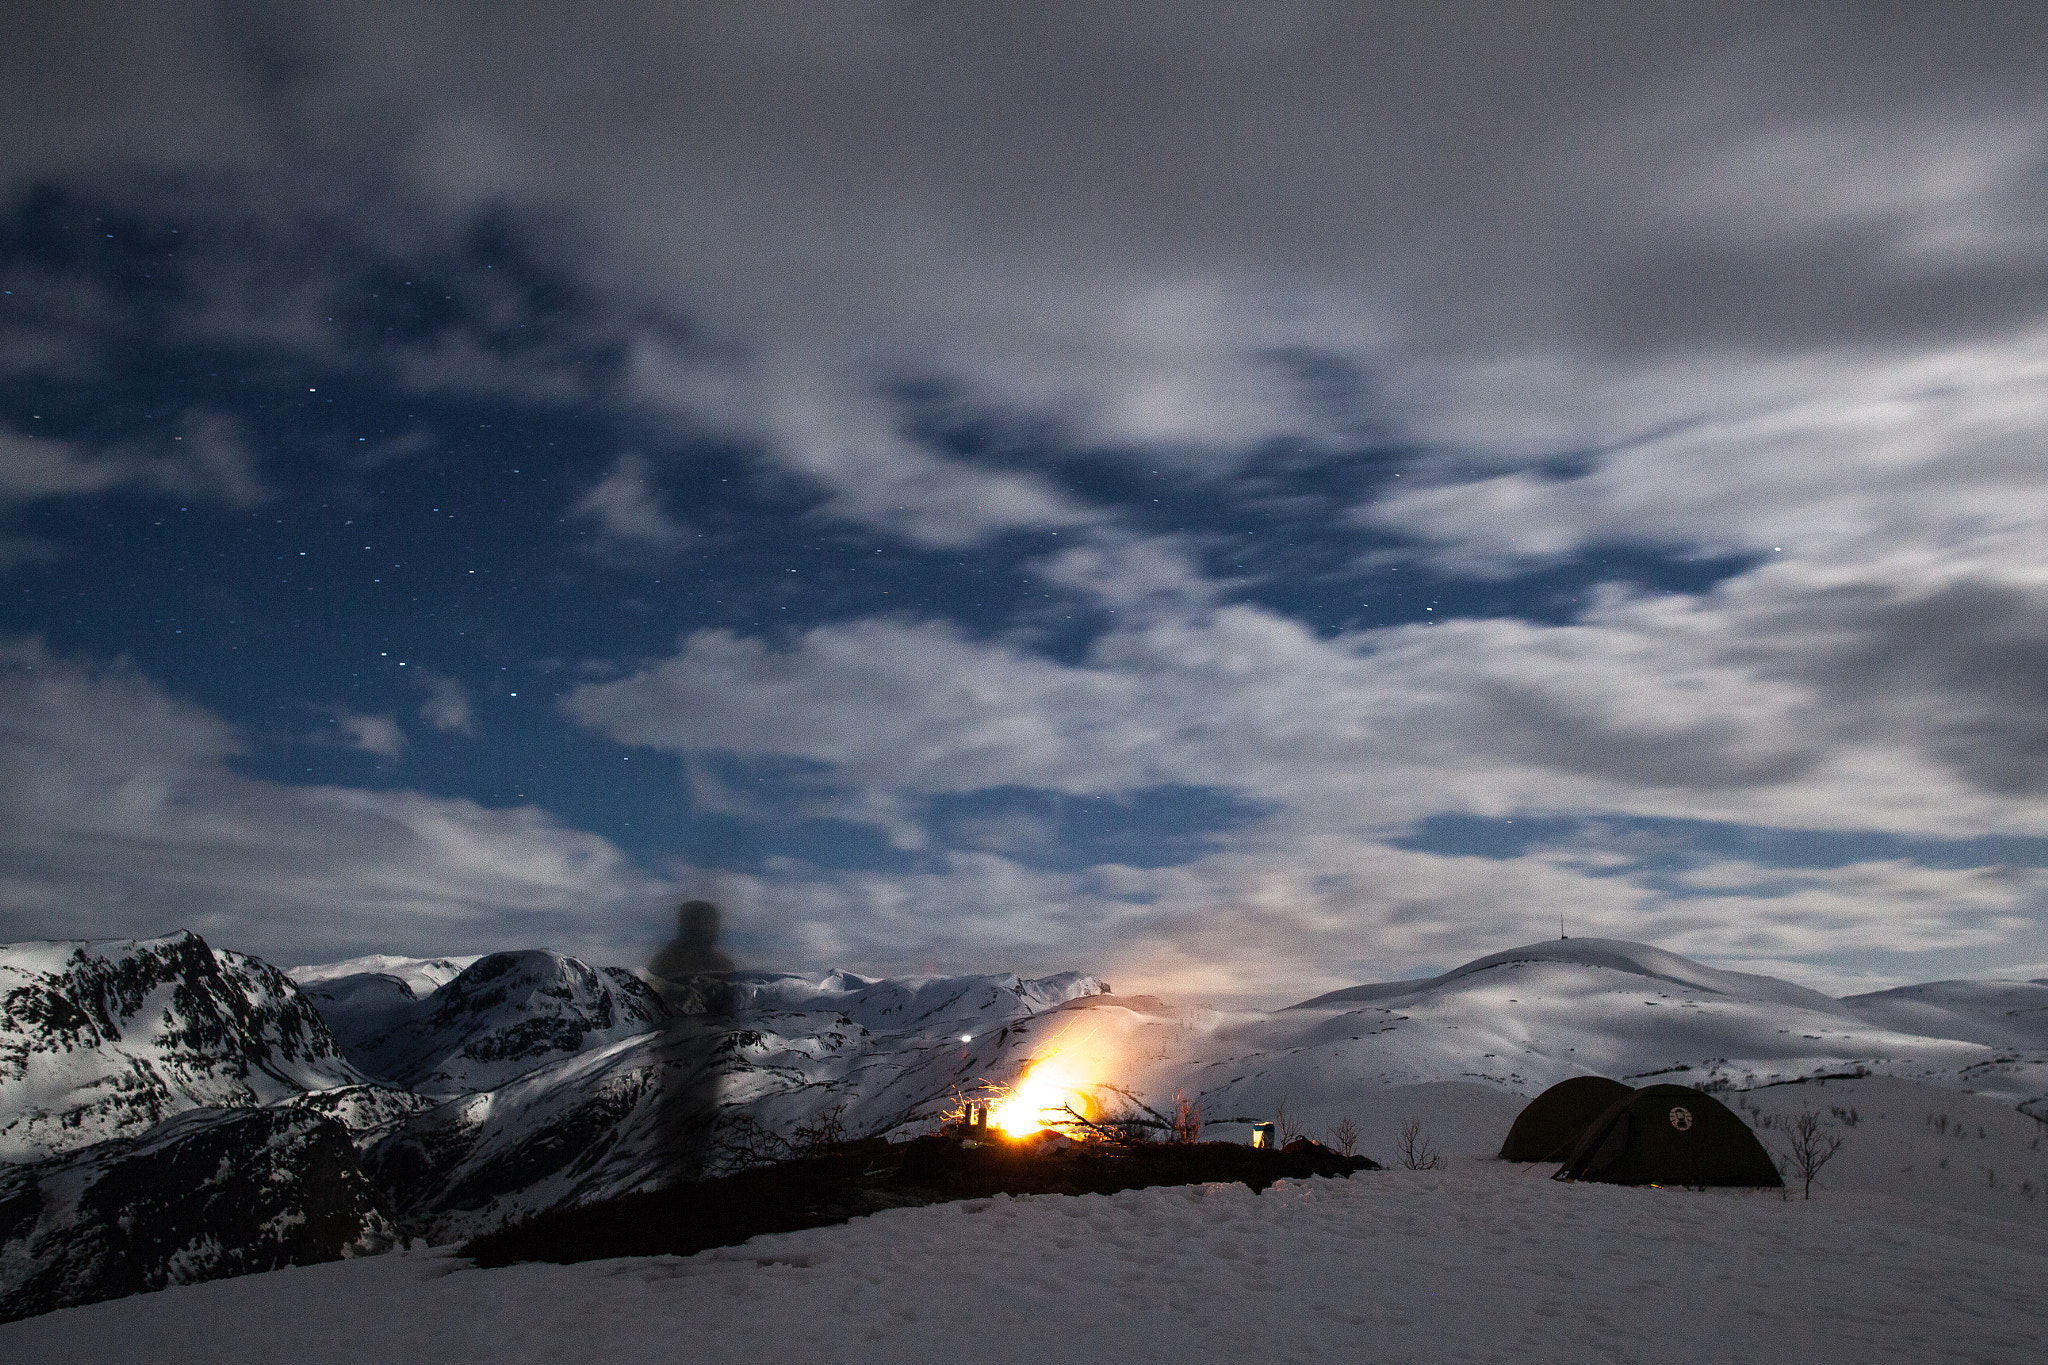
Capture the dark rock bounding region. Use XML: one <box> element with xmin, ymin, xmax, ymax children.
<box><xmin>465</xmin><ymin>1136</ymin><xmax>1380</xmax><ymax>1268</ymax></box>
<box><xmin>0</xmin><ymin>1106</ymin><xmax>397</xmax><ymax>1323</ymax></box>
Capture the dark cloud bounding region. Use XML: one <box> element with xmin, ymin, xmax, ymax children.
<box><xmin>1804</xmin><ymin>578</ymin><xmax>2048</xmax><ymax>796</ymax></box>
<box><xmin>9</xmin><ymin>2</ymin><xmax>2048</xmax><ymax>373</ymax></box>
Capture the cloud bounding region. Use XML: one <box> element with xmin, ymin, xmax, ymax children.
<box><xmin>568</xmin><ymin>453</ymin><xmax>689</xmax><ymax>552</ymax></box>
<box><xmin>557</xmin><ymin>535</ymin><xmax>2048</xmax><ymax>991</ymax></box>
<box><xmin>652</xmin><ymin>829</ymin><xmax>2047</xmax><ymax>1005</ymax></box>
<box><xmin>0</xmin><ymin>428</ymin><xmax>137</xmax><ymax>501</ymax></box>
<box><xmin>563</xmin><ymin>574</ymin><xmax>2017</xmax><ymax>837</ymax></box>
<box><xmin>9</xmin><ymin>5</ymin><xmax>2048</xmax><ymax>995</ymax></box>
<box><xmin>0</xmin><ymin>415</ymin><xmax>270</xmax><ymax>513</ymax></box>
<box><xmin>1365</xmin><ymin>334</ymin><xmax>2048</xmax><ymax>576</ymax></box>
<box><xmin>161</xmin><ymin>411</ymin><xmax>271</xmax><ymax>507</ymax></box>
<box><xmin>0</xmin><ymin>638</ymin><xmax>671</xmax><ymax>966</ymax></box>
<box><xmin>413</xmin><ymin>670</ymin><xmax>477</xmax><ymax>736</ymax></box>
<box><xmin>329</xmin><ymin>709</ymin><xmax>407</xmax><ymax>761</ymax></box>
<box><xmin>624</xmin><ymin>339</ymin><xmax>1098</xmax><ymax>547</ymax></box>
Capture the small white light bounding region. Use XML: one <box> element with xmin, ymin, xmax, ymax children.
<box><xmin>959</xmin><ymin>1035</ymin><xmax>972</xmax><ymax>1043</ymax></box>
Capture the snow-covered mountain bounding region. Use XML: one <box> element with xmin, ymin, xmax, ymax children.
<box><xmin>1292</xmin><ymin>937</ymin><xmax>1849</xmax><ymax>1015</ymax></box>
<box><xmin>0</xmin><ymin>933</ymin><xmax>364</xmax><ymax>1161</ymax></box>
<box><xmin>304</xmin><ymin>950</ymin><xmax>673</xmax><ymax>1098</ymax></box>
<box><xmin>359</xmin><ymin>969</ymin><xmax>1112</xmax><ymax>1242</ymax></box>
<box><xmin>1090</xmin><ymin>938</ymin><xmax>2014</xmax><ymax>1146</ymax></box>
<box><xmin>8</xmin><ymin>929</ymin><xmax>2048</xmax><ymax>1325</ymax></box>
<box><xmin>727</xmin><ymin>968</ymin><xmax>1106</xmax><ymax>1029</ymax></box>
<box><xmin>287</xmin><ymin>954</ymin><xmax>479</xmax><ymax>998</ymax></box>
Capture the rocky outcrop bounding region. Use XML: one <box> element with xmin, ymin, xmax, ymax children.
<box><xmin>322</xmin><ymin>950</ymin><xmax>674</xmax><ymax>1097</ymax></box>
<box><xmin>0</xmin><ymin>1105</ymin><xmax>397</xmax><ymax>1323</ymax></box>
<box><xmin>0</xmin><ymin>933</ymin><xmax>363</xmax><ymax>1161</ymax></box>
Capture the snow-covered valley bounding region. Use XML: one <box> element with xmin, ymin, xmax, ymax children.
<box><xmin>4</xmin><ymin>930</ymin><xmax>2047</xmax><ymax>1348</ymax></box>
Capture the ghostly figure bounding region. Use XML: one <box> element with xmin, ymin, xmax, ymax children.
<box><xmin>650</xmin><ymin>899</ymin><xmax>735</xmax><ymax>1006</ymax></box>
<box><xmin>647</xmin><ymin>899</ymin><xmax>736</xmax><ymax>1178</ymax></box>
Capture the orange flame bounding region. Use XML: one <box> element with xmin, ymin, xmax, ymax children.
<box><xmin>984</xmin><ymin>1028</ymin><xmax>1105</xmax><ymax>1137</ymax></box>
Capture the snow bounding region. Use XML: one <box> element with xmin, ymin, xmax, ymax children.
<box><xmin>725</xmin><ymin>969</ymin><xmax>1108</xmax><ymax>1034</ymax></box>
<box><xmin>285</xmin><ymin>954</ymin><xmax>479</xmax><ymax>996</ymax></box>
<box><xmin>1841</xmin><ymin>978</ymin><xmax>2048</xmax><ymax>1050</ymax></box>
<box><xmin>5</xmin><ymin>1155</ymin><xmax>2044</xmax><ymax>1363</ymax></box>
<box><xmin>10</xmin><ymin>934</ymin><xmax>2048</xmax><ymax>1350</ymax></box>
<box><xmin>1295</xmin><ymin>937</ymin><xmax>1851</xmax><ymax>1015</ymax></box>
<box><xmin>0</xmin><ymin>934</ymin><xmax>362</xmax><ymax>1161</ymax></box>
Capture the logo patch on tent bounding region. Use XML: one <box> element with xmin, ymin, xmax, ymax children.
<box><xmin>1668</xmin><ymin>1106</ymin><xmax>1694</xmax><ymax>1131</ymax></box>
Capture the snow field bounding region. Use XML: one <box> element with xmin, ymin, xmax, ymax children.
<box><xmin>5</xmin><ymin>1160</ymin><xmax>2044</xmax><ymax>1365</ymax></box>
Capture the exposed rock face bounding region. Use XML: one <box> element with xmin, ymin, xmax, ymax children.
<box><xmin>282</xmin><ymin>1083</ymin><xmax>441</xmax><ymax>1151</ymax></box>
<box><xmin>0</xmin><ymin>933</ymin><xmax>363</xmax><ymax>1161</ymax></box>
<box><xmin>322</xmin><ymin>950</ymin><xmax>674</xmax><ymax>1097</ymax></box>
<box><xmin>358</xmin><ymin>971</ymin><xmax>1112</xmax><ymax>1244</ymax></box>
<box><xmin>0</xmin><ymin>1105</ymin><xmax>397</xmax><ymax>1323</ymax></box>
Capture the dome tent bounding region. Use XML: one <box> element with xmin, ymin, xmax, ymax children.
<box><xmin>1498</xmin><ymin>1075</ymin><xmax>1633</xmax><ymax>1162</ymax></box>
<box><xmin>1557</xmin><ymin>1084</ymin><xmax>1781</xmax><ymax>1188</ymax></box>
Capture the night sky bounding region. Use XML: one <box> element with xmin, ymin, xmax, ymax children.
<box><xmin>6</xmin><ymin>3</ymin><xmax>2048</xmax><ymax>1002</ymax></box>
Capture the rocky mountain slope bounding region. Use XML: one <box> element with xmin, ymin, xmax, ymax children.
<box><xmin>0</xmin><ymin>933</ymin><xmax>363</xmax><ymax>1161</ymax></box>
<box><xmin>303</xmin><ymin>950</ymin><xmax>674</xmax><ymax>1098</ymax></box>
<box><xmin>0</xmin><ymin>1104</ymin><xmax>395</xmax><ymax>1323</ymax></box>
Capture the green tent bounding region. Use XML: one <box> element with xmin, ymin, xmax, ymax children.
<box><xmin>1498</xmin><ymin>1075</ymin><xmax>1633</xmax><ymax>1162</ymax></box>
<box><xmin>1556</xmin><ymin>1084</ymin><xmax>1782</xmax><ymax>1187</ymax></box>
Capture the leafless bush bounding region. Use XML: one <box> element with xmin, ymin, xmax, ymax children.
<box><xmin>1777</xmin><ymin>1109</ymin><xmax>1843</xmax><ymax>1199</ymax></box>
<box><xmin>790</xmin><ymin>1102</ymin><xmax>849</xmax><ymax>1153</ymax></box>
<box><xmin>1274</xmin><ymin>1098</ymin><xmax>1301</xmax><ymax>1145</ymax></box>
<box><xmin>1328</xmin><ymin>1116</ymin><xmax>1360</xmax><ymax>1157</ymax></box>
<box><xmin>712</xmin><ymin>1102</ymin><xmax>854</xmax><ymax>1172</ymax></box>
<box><xmin>1397</xmin><ymin>1116</ymin><xmax>1444</xmax><ymax>1171</ymax></box>
<box><xmin>1169</xmin><ymin>1090</ymin><xmax>1203</xmax><ymax>1144</ymax></box>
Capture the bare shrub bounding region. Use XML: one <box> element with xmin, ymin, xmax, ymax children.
<box><xmin>791</xmin><ymin>1102</ymin><xmax>849</xmax><ymax>1154</ymax></box>
<box><xmin>1777</xmin><ymin>1109</ymin><xmax>1844</xmax><ymax>1199</ymax></box>
<box><xmin>711</xmin><ymin>1102</ymin><xmax>857</xmax><ymax>1172</ymax></box>
<box><xmin>1397</xmin><ymin>1116</ymin><xmax>1444</xmax><ymax>1171</ymax></box>
<box><xmin>1274</xmin><ymin>1098</ymin><xmax>1301</xmax><ymax>1145</ymax></box>
<box><xmin>1169</xmin><ymin>1090</ymin><xmax>1203</xmax><ymax>1144</ymax></box>
<box><xmin>1328</xmin><ymin>1116</ymin><xmax>1360</xmax><ymax>1157</ymax></box>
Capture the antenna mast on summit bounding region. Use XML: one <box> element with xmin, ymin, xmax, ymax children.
<box><xmin>1560</xmin><ymin>912</ymin><xmax>1567</xmax><ymax>941</ymax></box>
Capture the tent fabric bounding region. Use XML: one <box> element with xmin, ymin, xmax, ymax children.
<box><xmin>1556</xmin><ymin>1084</ymin><xmax>1782</xmax><ymax>1188</ymax></box>
<box><xmin>1498</xmin><ymin>1076</ymin><xmax>1634</xmax><ymax>1162</ymax></box>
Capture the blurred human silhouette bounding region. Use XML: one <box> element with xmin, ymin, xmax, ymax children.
<box><xmin>650</xmin><ymin>899</ymin><xmax>735</xmax><ymax>1010</ymax></box>
<box><xmin>647</xmin><ymin>899</ymin><xmax>736</xmax><ymax>1180</ymax></box>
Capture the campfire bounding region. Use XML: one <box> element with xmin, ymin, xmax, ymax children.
<box><xmin>948</xmin><ymin>1027</ymin><xmax>1203</xmax><ymax>1146</ymax></box>
<box><xmin>986</xmin><ymin>1051</ymin><xmax>1098</xmax><ymax>1137</ymax></box>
